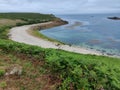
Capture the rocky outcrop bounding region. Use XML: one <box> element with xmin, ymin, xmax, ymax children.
<box><xmin>108</xmin><ymin>17</ymin><xmax>120</xmax><ymax>20</ymax></box>
<box><xmin>53</xmin><ymin>18</ymin><xmax>68</xmax><ymax>26</ymax></box>
<box><xmin>5</xmin><ymin>65</ymin><xmax>22</xmax><ymax>76</ymax></box>
<box><xmin>31</xmin><ymin>19</ymin><xmax>68</xmax><ymax>30</ymax></box>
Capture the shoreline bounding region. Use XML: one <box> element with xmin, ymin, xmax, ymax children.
<box><xmin>9</xmin><ymin>20</ymin><xmax>118</xmax><ymax>57</ymax></box>
<box><xmin>27</xmin><ymin>19</ymin><xmax>68</xmax><ymax>44</ymax></box>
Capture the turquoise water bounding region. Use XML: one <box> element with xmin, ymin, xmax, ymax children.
<box><xmin>40</xmin><ymin>13</ymin><xmax>120</xmax><ymax>56</ymax></box>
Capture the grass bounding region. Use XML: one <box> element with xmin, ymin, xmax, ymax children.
<box><xmin>0</xmin><ymin>81</ymin><xmax>7</xmax><ymax>89</ymax></box>
<box><xmin>0</xmin><ymin>49</ymin><xmax>56</xmax><ymax>90</ymax></box>
<box><xmin>0</xmin><ymin>19</ymin><xmax>26</xmax><ymax>26</ymax></box>
<box><xmin>0</xmin><ymin>39</ymin><xmax>120</xmax><ymax>90</ymax></box>
<box><xmin>0</xmin><ymin>13</ymin><xmax>55</xmax><ymax>20</ymax></box>
<box><xmin>0</xmin><ymin>13</ymin><xmax>120</xmax><ymax>90</ymax></box>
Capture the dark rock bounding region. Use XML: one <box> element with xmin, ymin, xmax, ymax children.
<box><xmin>108</xmin><ymin>17</ymin><xmax>120</xmax><ymax>20</ymax></box>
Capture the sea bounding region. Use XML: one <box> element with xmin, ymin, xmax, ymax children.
<box><xmin>40</xmin><ymin>13</ymin><xmax>120</xmax><ymax>56</ymax></box>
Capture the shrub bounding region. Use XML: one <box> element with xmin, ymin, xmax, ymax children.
<box><xmin>0</xmin><ymin>81</ymin><xmax>7</xmax><ymax>89</ymax></box>
<box><xmin>0</xmin><ymin>69</ymin><xmax>5</xmax><ymax>77</ymax></box>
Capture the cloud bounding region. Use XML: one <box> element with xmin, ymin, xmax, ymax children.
<box><xmin>0</xmin><ymin>0</ymin><xmax>120</xmax><ymax>14</ymax></box>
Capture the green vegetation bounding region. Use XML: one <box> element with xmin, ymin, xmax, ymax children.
<box><xmin>0</xmin><ymin>13</ymin><xmax>56</xmax><ymax>39</ymax></box>
<box><xmin>0</xmin><ymin>13</ymin><xmax>120</xmax><ymax>90</ymax></box>
<box><xmin>0</xmin><ymin>13</ymin><xmax>55</xmax><ymax>20</ymax></box>
<box><xmin>0</xmin><ymin>13</ymin><xmax>56</xmax><ymax>26</ymax></box>
<box><xmin>0</xmin><ymin>69</ymin><xmax>5</xmax><ymax>77</ymax></box>
<box><xmin>0</xmin><ymin>19</ymin><xmax>25</xmax><ymax>26</ymax></box>
<box><xmin>0</xmin><ymin>39</ymin><xmax>120</xmax><ymax>90</ymax></box>
<box><xmin>0</xmin><ymin>26</ymin><xmax>10</xmax><ymax>39</ymax></box>
<box><xmin>0</xmin><ymin>50</ymin><xmax>48</xmax><ymax>90</ymax></box>
<box><xmin>0</xmin><ymin>81</ymin><xmax>7</xmax><ymax>89</ymax></box>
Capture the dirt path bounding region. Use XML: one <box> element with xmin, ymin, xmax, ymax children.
<box><xmin>9</xmin><ymin>22</ymin><xmax>102</xmax><ymax>55</ymax></box>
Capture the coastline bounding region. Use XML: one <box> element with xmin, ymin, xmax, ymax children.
<box><xmin>27</xmin><ymin>19</ymin><xmax>68</xmax><ymax>44</ymax></box>
<box><xmin>9</xmin><ymin>19</ymin><xmax>117</xmax><ymax>57</ymax></box>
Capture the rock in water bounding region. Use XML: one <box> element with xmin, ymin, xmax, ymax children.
<box><xmin>107</xmin><ymin>17</ymin><xmax>120</xmax><ymax>20</ymax></box>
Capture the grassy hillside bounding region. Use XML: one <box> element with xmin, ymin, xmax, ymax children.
<box><xmin>0</xmin><ymin>13</ymin><xmax>120</xmax><ymax>90</ymax></box>
<box><xmin>0</xmin><ymin>13</ymin><xmax>55</xmax><ymax>20</ymax></box>
<box><xmin>0</xmin><ymin>13</ymin><xmax>56</xmax><ymax>39</ymax></box>
<box><xmin>0</xmin><ymin>19</ymin><xmax>25</xmax><ymax>26</ymax></box>
<box><xmin>0</xmin><ymin>13</ymin><xmax>55</xmax><ymax>24</ymax></box>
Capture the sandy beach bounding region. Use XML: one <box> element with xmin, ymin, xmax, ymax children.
<box><xmin>9</xmin><ymin>21</ymin><xmax>103</xmax><ymax>55</ymax></box>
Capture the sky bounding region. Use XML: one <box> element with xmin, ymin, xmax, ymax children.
<box><xmin>0</xmin><ymin>0</ymin><xmax>120</xmax><ymax>14</ymax></box>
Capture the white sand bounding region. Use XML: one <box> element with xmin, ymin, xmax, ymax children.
<box><xmin>9</xmin><ymin>22</ymin><xmax>103</xmax><ymax>55</ymax></box>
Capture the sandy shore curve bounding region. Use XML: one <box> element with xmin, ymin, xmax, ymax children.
<box><xmin>9</xmin><ymin>22</ymin><xmax>103</xmax><ymax>55</ymax></box>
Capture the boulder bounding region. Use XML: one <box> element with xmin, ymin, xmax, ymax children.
<box><xmin>5</xmin><ymin>65</ymin><xmax>22</xmax><ymax>76</ymax></box>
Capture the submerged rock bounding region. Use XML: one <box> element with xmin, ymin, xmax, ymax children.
<box><xmin>65</xmin><ymin>21</ymin><xmax>82</xmax><ymax>29</ymax></box>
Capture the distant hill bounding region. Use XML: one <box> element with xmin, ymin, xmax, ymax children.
<box><xmin>0</xmin><ymin>13</ymin><xmax>55</xmax><ymax>21</ymax></box>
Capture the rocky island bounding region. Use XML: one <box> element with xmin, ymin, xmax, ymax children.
<box><xmin>108</xmin><ymin>16</ymin><xmax>120</xmax><ymax>20</ymax></box>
